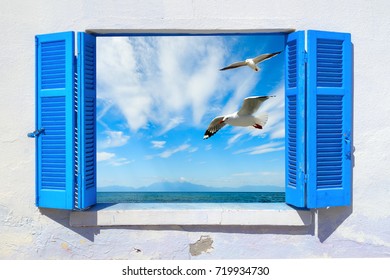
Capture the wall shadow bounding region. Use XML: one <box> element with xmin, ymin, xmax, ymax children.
<box><xmin>40</xmin><ymin>203</ymin><xmax>314</xmax><ymax>242</ymax></box>
<box><xmin>39</xmin><ymin>208</ymin><xmax>99</xmax><ymax>242</ymax></box>
<box><xmin>100</xmin><ymin>224</ymin><xmax>315</xmax><ymax>236</ymax></box>
<box><xmin>317</xmin><ymin>43</ymin><xmax>355</xmax><ymax>243</ymax></box>
<box><xmin>317</xmin><ymin>206</ymin><xmax>352</xmax><ymax>242</ymax></box>
<box><xmin>40</xmin><ymin>203</ymin><xmax>355</xmax><ymax>244</ymax></box>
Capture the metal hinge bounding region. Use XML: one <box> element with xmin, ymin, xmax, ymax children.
<box><xmin>344</xmin><ymin>130</ymin><xmax>352</xmax><ymax>160</ymax></box>
<box><xmin>27</xmin><ymin>128</ymin><xmax>45</xmax><ymax>138</ymax></box>
<box><xmin>300</xmin><ymin>171</ymin><xmax>308</xmax><ymax>185</ymax></box>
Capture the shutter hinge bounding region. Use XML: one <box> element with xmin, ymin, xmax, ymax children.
<box><xmin>304</xmin><ymin>51</ymin><xmax>308</xmax><ymax>63</ymax></box>
<box><xmin>300</xmin><ymin>171</ymin><xmax>307</xmax><ymax>185</ymax></box>
<box><xmin>27</xmin><ymin>128</ymin><xmax>45</xmax><ymax>138</ymax></box>
<box><xmin>344</xmin><ymin>130</ymin><xmax>352</xmax><ymax>160</ymax></box>
<box><xmin>73</xmin><ymin>56</ymin><xmax>77</xmax><ymax>73</ymax></box>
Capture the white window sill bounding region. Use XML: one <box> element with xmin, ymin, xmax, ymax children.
<box><xmin>69</xmin><ymin>203</ymin><xmax>312</xmax><ymax>227</ymax></box>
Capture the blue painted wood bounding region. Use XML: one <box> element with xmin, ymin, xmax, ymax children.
<box><xmin>306</xmin><ymin>30</ymin><xmax>352</xmax><ymax>208</ymax></box>
<box><xmin>285</xmin><ymin>31</ymin><xmax>307</xmax><ymax>208</ymax></box>
<box><xmin>35</xmin><ymin>32</ymin><xmax>75</xmax><ymax>209</ymax></box>
<box><xmin>77</xmin><ymin>32</ymin><xmax>97</xmax><ymax>209</ymax></box>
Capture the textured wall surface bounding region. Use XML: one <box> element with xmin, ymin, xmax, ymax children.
<box><xmin>1</xmin><ymin>0</ymin><xmax>390</xmax><ymax>259</ymax></box>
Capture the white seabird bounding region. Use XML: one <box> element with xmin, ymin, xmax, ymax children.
<box><xmin>203</xmin><ymin>95</ymin><xmax>274</xmax><ymax>139</ymax></box>
<box><xmin>220</xmin><ymin>51</ymin><xmax>281</xmax><ymax>72</ymax></box>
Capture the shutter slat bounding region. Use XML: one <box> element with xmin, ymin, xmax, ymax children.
<box><xmin>307</xmin><ymin>30</ymin><xmax>352</xmax><ymax>208</ymax></box>
<box><xmin>35</xmin><ymin>32</ymin><xmax>75</xmax><ymax>209</ymax></box>
<box><xmin>76</xmin><ymin>32</ymin><xmax>97</xmax><ymax>209</ymax></box>
<box><xmin>285</xmin><ymin>31</ymin><xmax>306</xmax><ymax>207</ymax></box>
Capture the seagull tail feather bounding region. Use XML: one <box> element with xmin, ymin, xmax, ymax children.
<box><xmin>255</xmin><ymin>113</ymin><xmax>269</xmax><ymax>127</ymax></box>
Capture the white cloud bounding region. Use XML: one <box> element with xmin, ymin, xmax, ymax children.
<box><xmin>97</xmin><ymin>36</ymin><xmax>285</xmax><ymax>166</ymax></box>
<box><xmin>189</xmin><ymin>147</ymin><xmax>199</xmax><ymax>153</ymax></box>
<box><xmin>232</xmin><ymin>172</ymin><xmax>254</xmax><ymax>177</ymax></box>
<box><xmin>232</xmin><ymin>170</ymin><xmax>279</xmax><ymax>178</ymax></box>
<box><xmin>147</xmin><ymin>143</ymin><xmax>196</xmax><ymax>159</ymax></box>
<box><xmin>97</xmin><ymin>37</ymin><xmax>152</xmax><ymax>132</ymax></box>
<box><xmin>97</xmin><ymin>36</ymin><xmax>230</xmax><ymax>134</ymax></box>
<box><xmin>151</xmin><ymin>140</ymin><xmax>166</xmax><ymax>149</ymax></box>
<box><xmin>110</xmin><ymin>157</ymin><xmax>133</xmax><ymax>166</ymax></box>
<box><xmin>227</xmin><ymin>131</ymin><xmax>244</xmax><ymax>148</ymax></box>
<box><xmin>268</xmin><ymin>122</ymin><xmax>285</xmax><ymax>139</ymax></box>
<box><xmin>259</xmin><ymin>171</ymin><xmax>279</xmax><ymax>176</ymax></box>
<box><xmin>158</xmin><ymin>117</ymin><xmax>184</xmax><ymax>135</ymax></box>
<box><xmin>205</xmin><ymin>144</ymin><xmax>212</xmax><ymax>151</ymax></box>
<box><xmin>159</xmin><ymin>144</ymin><xmax>191</xmax><ymax>158</ymax></box>
<box><xmin>97</xmin><ymin>151</ymin><xmax>132</xmax><ymax>166</ymax></box>
<box><xmin>221</xmin><ymin>72</ymin><xmax>260</xmax><ymax>116</ymax></box>
<box><xmin>96</xmin><ymin>98</ymin><xmax>114</xmax><ymax>130</ymax></box>
<box><xmin>234</xmin><ymin>141</ymin><xmax>285</xmax><ymax>155</ymax></box>
<box><xmin>97</xmin><ymin>152</ymin><xmax>115</xmax><ymax>162</ymax></box>
<box><xmin>100</xmin><ymin>130</ymin><xmax>130</xmax><ymax>149</ymax></box>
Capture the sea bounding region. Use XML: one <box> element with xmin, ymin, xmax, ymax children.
<box><xmin>97</xmin><ymin>192</ymin><xmax>285</xmax><ymax>203</ymax></box>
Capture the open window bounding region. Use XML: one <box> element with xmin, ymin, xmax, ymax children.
<box><xmin>96</xmin><ymin>33</ymin><xmax>286</xmax><ymax>204</ymax></box>
<box><xmin>31</xmin><ymin>29</ymin><xmax>352</xmax><ymax>210</ymax></box>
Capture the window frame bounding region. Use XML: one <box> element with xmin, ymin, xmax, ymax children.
<box><xmin>32</xmin><ymin>29</ymin><xmax>353</xmax><ymax>212</ymax></box>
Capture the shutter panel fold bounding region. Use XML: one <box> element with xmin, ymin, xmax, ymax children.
<box><xmin>285</xmin><ymin>31</ymin><xmax>307</xmax><ymax>208</ymax></box>
<box><xmin>77</xmin><ymin>32</ymin><xmax>97</xmax><ymax>209</ymax></box>
<box><xmin>306</xmin><ymin>30</ymin><xmax>352</xmax><ymax>208</ymax></box>
<box><xmin>35</xmin><ymin>32</ymin><xmax>75</xmax><ymax>209</ymax></box>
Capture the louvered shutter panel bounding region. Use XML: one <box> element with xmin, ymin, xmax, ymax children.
<box><xmin>35</xmin><ymin>32</ymin><xmax>75</xmax><ymax>209</ymax></box>
<box><xmin>76</xmin><ymin>32</ymin><xmax>97</xmax><ymax>209</ymax></box>
<box><xmin>285</xmin><ymin>31</ymin><xmax>307</xmax><ymax>207</ymax></box>
<box><xmin>306</xmin><ymin>30</ymin><xmax>352</xmax><ymax>208</ymax></box>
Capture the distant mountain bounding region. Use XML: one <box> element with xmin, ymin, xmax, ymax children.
<box><xmin>98</xmin><ymin>181</ymin><xmax>284</xmax><ymax>192</ymax></box>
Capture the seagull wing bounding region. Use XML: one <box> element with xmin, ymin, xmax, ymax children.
<box><xmin>203</xmin><ymin>116</ymin><xmax>226</xmax><ymax>139</ymax></box>
<box><xmin>252</xmin><ymin>51</ymin><xmax>282</xmax><ymax>64</ymax></box>
<box><xmin>237</xmin><ymin>96</ymin><xmax>273</xmax><ymax>116</ymax></box>
<box><xmin>220</xmin><ymin>61</ymin><xmax>246</xmax><ymax>71</ymax></box>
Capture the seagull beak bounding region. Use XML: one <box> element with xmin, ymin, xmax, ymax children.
<box><xmin>219</xmin><ymin>120</ymin><xmax>224</xmax><ymax>124</ymax></box>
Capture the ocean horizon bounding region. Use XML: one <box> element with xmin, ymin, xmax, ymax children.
<box><xmin>97</xmin><ymin>191</ymin><xmax>285</xmax><ymax>203</ymax></box>
<box><xmin>97</xmin><ymin>181</ymin><xmax>284</xmax><ymax>193</ymax></box>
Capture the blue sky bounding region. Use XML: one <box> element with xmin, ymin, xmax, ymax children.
<box><xmin>96</xmin><ymin>33</ymin><xmax>286</xmax><ymax>191</ymax></box>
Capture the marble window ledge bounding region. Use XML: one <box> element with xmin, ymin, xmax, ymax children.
<box><xmin>70</xmin><ymin>203</ymin><xmax>312</xmax><ymax>227</ymax></box>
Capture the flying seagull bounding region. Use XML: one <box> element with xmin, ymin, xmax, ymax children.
<box><xmin>220</xmin><ymin>51</ymin><xmax>281</xmax><ymax>72</ymax></box>
<box><xmin>203</xmin><ymin>95</ymin><xmax>274</xmax><ymax>139</ymax></box>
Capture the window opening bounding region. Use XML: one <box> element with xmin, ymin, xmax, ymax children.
<box><xmin>96</xmin><ymin>33</ymin><xmax>286</xmax><ymax>203</ymax></box>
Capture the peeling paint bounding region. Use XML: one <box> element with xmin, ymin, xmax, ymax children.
<box><xmin>189</xmin><ymin>236</ymin><xmax>214</xmax><ymax>256</ymax></box>
<box><xmin>61</xmin><ymin>242</ymin><xmax>70</xmax><ymax>251</ymax></box>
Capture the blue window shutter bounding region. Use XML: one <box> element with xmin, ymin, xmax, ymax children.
<box><xmin>285</xmin><ymin>31</ymin><xmax>307</xmax><ymax>207</ymax></box>
<box><xmin>306</xmin><ymin>30</ymin><xmax>352</xmax><ymax>208</ymax></box>
<box><xmin>35</xmin><ymin>32</ymin><xmax>75</xmax><ymax>209</ymax></box>
<box><xmin>76</xmin><ymin>32</ymin><xmax>97</xmax><ymax>209</ymax></box>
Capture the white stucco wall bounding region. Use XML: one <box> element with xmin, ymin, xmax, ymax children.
<box><xmin>1</xmin><ymin>0</ymin><xmax>389</xmax><ymax>259</ymax></box>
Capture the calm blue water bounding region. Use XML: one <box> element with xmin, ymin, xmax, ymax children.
<box><xmin>97</xmin><ymin>192</ymin><xmax>285</xmax><ymax>203</ymax></box>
